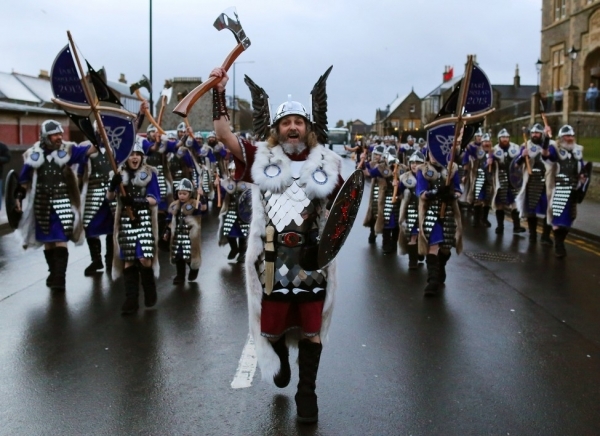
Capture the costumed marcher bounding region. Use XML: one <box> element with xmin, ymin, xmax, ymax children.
<box><xmin>462</xmin><ymin>132</ymin><xmax>493</xmax><ymax>227</ymax></box>
<box><xmin>163</xmin><ymin>178</ymin><xmax>204</xmax><ymax>284</ymax></box>
<box><xmin>363</xmin><ymin>144</ymin><xmax>404</xmax><ymax>253</ymax></box>
<box><xmin>362</xmin><ymin>143</ymin><xmax>384</xmax><ymax>244</ymax></box>
<box><xmin>398</xmin><ymin>151</ymin><xmax>425</xmax><ymax>269</ymax></box>
<box><xmin>515</xmin><ymin>123</ymin><xmax>554</xmax><ymax>244</ymax></box>
<box><xmin>194</xmin><ymin>131</ymin><xmax>216</xmax><ymax>202</ymax></box>
<box><xmin>79</xmin><ymin>133</ymin><xmax>117</xmax><ymax>276</ymax></box>
<box><xmin>416</xmin><ymin>151</ymin><xmax>463</xmax><ymax>296</ymax></box>
<box><xmin>165</xmin><ymin>123</ymin><xmax>202</xmax><ymax>192</ymax></box>
<box><xmin>489</xmin><ymin>128</ymin><xmax>526</xmax><ymax>235</ymax></box>
<box><xmin>400</xmin><ymin>135</ymin><xmax>418</xmax><ymax>164</ymax></box>
<box><xmin>543</xmin><ymin>124</ymin><xmax>587</xmax><ymax>258</ymax></box>
<box><xmin>211</xmin><ymin>65</ymin><xmax>346</xmax><ymax>424</ymax></box>
<box><xmin>15</xmin><ymin>120</ymin><xmax>96</xmax><ymax>291</ymax></box>
<box><xmin>216</xmin><ymin>161</ymin><xmax>251</xmax><ymax>262</ymax></box>
<box><xmin>142</xmin><ymin>125</ymin><xmax>172</xmax><ymax>235</ymax></box>
<box><xmin>107</xmin><ymin>142</ymin><xmax>160</xmax><ymax>315</ymax></box>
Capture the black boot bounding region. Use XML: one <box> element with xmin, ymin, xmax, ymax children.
<box><xmin>368</xmin><ymin>225</ymin><xmax>376</xmax><ymax>244</ymax></box>
<box><xmin>511</xmin><ymin>209</ymin><xmax>526</xmax><ymax>234</ymax></box>
<box><xmin>382</xmin><ymin>229</ymin><xmax>395</xmax><ymax>254</ymax></box>
<box><xmin>554</xmin><ymin>227</ymin><xmax>568</xmax><ymax>258</ymax></box>
<box><xmin>43</xmin><ymin>248</ymin><xmax>56</xmax><ymax>287</ymax></box>
<box><xmin>424</xmin><ymin>254</ymin><xmax>441</xmax><ymax>297</ymax></box>
<box><xmin>121</xmin><ymin>265</ymin><xmax>139</xmax><ymax>315</ymax></box>
<box><xmin>50</xmin><ymin>247</ymin><xmax>69</xmax><ymax>292</ymax></box>
<box><xmin>227</xmin><ymin>237</ymin><xmax>239</xmax><ymax>260</ymax></box>
<box><xmin>407</xmin><ymin>244</ymin><xmax>419</xmax><ymax>270</ymax></box>
<box><xmin>438</xmin><ymin>251</ymin><xmax>451</xmax><ymax>284</ymax></box>
<box><xmin>295</xmin><ymin>339</ymin><xmax>322</xmax><ymax>424</ymax></box>
<box><xmin>481</xmin><ymin>206</ymin><xmax>492</xmax><ymax>227</ymax></box>
<box><xmin>472</xmin><ymin>205</ymin><xmax>482</xmax><ymax>228</ymax></box>
<box><xmin>105</xmin><ymin>235</ymin><xmax>114</xmax><ymax>274</ymax></box>
<box><xmin>495</xmin><ymin>210</ymin><xmax>505</xmax><ymax>234</ymax></box>
<box><xmin>237</xmin><ymin>238</ymin><xmax>247</xmax><ymax>263</ymax></box>
<box><xmin>84</xmin><ymin>237</ymin><xmax>104</xmax><ymax>276</ymax></box>
<box><xmin>527</xmin><ymin>216</ymin><xmax>538</xmax><ymax>242</ymax></box>
<box><xmin>187</xmin><ymin>263</ymin><xmax>199</xmax><ymax>281</ymax></box>
<box><xmin>173</xmin><ymin>260</ymin><xmax>186</xmax><ymax>285</ymax></box>
<box><xmin>140</xmin><ymin>265</ymin><xmax>157</xmax><ymax>307</ymax></box>
<box><xmin>541</xmin><ymin>222</ymin><xmax>553</xmax><ymax>246</ymax></box>
<box><xmin>271</xmin><ymin>335</ymin><xmax>291</xmax><ymax>388</ymax></box>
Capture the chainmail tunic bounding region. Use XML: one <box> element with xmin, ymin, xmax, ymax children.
<box><xmin>84</xmin><ymin>151</ymin><xmax>116</xmax><ymax>226</ymax></box>
<box><xmin>552</xmin><ymin>150</ymin><xmax>579</xmax><ymax>219</ymax></box>
<box><xmin>118</xmin><ymin>182</ymin><xmax>154</xmax><ymax>261</ymax></box>
<box><xmin>382</xmin><ymin>178</ymin><xmax>401</xmax><ymax>228</ymax></box>
<box><xmin>258</xmin><ymin>179</ymin><xmax>327</xmax><ymax>302</ymax></box>
<box><xmin>146</xmin><ymin>153</ymin><xmax>168</xmax><ymax>200</ymax></box>
<box><xmin>526</xmin><ymin>154</ymin><xmax>546</xmax><ymax>211</ymax></box>
<box><xmin>221</xmin><ymin>184</ymin><xmax>251</xmax><ymax>239</ymax></box>
<box><xmin>171</xmin><ymin>207</ymin><xmax>192</xmax><ymax>263</ymax></box>
<box><xmin>422</xmin><ymin>170</ymin><xmax>457</xmax><ymax>250</ymax></box>
<box><xmin>35</xmin><ymin>160</ymin><xmax>74</xmax><ymax>236</ymax></box>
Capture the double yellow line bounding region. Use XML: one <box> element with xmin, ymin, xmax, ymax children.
<box><xmin>565</xmin><ymin>233</ymin><xmax>600</xmax><ymax>256</ymax></box>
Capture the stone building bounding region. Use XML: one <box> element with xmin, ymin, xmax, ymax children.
<box><xmin>157</xmin><ymin>77</ymin><xmax>214</xmax><ymax>132</ymax></box>
<box><xmin>373</xmin><ymin>90</ymin><xmax>422</xmax><ymax>139</ymax></box>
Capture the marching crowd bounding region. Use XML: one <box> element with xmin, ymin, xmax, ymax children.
<box><xmin>350</xmin><ymin>124</ymin><xmax>588</xmax><ymax>296</ymax></box>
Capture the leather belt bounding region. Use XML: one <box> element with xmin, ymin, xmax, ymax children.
<box><xmin>277</xmin><ymin>231</ymin><xmax>305</xmax><ymax>247</ymax></box>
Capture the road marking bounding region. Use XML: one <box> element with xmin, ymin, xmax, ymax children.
<box><xmin>231</xmin><ymin>333</ymin><xmax>258</xmax><ymax>389</ymax></box>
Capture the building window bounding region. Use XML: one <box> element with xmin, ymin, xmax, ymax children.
<box><xmin>551</xmin><ymin>45</ymin><xmax>565</xmax><ymax>90</ymax></box>
<box><xmin>409</xmin><ymin>104</ymin><xmax>416</xmax><ymax>113</ymax></box>
<box><xmin>554</xmin><ymin>0</ymin><xmax>566</xmax><ymax>20</ymax></box>
<box><xmin>403</xmin><ymin>119</ymin><xmax>421</xmax><ymax>130</ymax></box>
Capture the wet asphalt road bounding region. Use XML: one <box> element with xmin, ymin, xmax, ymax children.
<box><xmin>1</xmin><ymin>158</ymin><xmax>600</xmax><ymax>436</ymax></box>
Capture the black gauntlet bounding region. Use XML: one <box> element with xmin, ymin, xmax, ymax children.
<box><xmin>213</xmin><ymin>88</ymin><xmax>229</xmax><ymax>120</ymax></box>
<box><xmin>15</xmin><ymin>185</ymin><xmax>27</xmax><ymax>201</ymax></box>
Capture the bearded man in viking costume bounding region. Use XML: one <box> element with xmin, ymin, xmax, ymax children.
<box><xmin>211</xmin><ymin>65</ymin><xmax>345</xmax><ymax>424</ymax></box>
<box><xmin>398</xmin><ymin>151</ymin><xmax>425</xmax><ymax>269</ymax></box>
<box><xmin>107</xmin><ymin>143</ymin><xmax>160</xmax><ymax>315</ymax></box>
<box><xmin>462</xmin><ymin>132</ymin><xmax>493</xmax><ymax>227</ymax></box>
<box><xmin>543</xmin><ymin>124</ymin><xmax>587</xmax><ymax>258</ymax></box>
<box><xmin>15</xmin><ymin>120</ymin><xmax>97</xmax><ymax>292</ymax></box>
<box><xmin>165</xmin><ymin>124</ymin><xmax>203</xmax><ymax>193</ymax></box>
<box><xmin>142</xmin><ymin>125</ymin><xmax>172</xmax><ymax>235</ymax></box>
<box><xmin>489</xmin><ymin>129</ymin><xmax>526</xmax><ymax>235</ymax></box>
<box><xmin>416</xmin><ymin>151</ymin><xmax>463</xmax><ymax>297</ymax></box>
<box><xmin>515</xmin><ymin>124</ymin><xmax>554</xmax><ymax>244</ymax></box>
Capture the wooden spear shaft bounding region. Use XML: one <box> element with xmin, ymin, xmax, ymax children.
<box><xmin>67</xmin><ymin>31</ymin><xmax>135</xmax><ymax>220</ymax></box>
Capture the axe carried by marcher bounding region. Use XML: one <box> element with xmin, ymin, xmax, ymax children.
<box><xmin>521</xmin><ymin>127</ymin><xmax>533</xmax><ymax>175</ymax></box>
<box><xmin>157</xmin><ymin>81</ymin><xmax>173</xmax><ymax>127</ymax></box>
<box><xmin>130</xmin><ymin>75</ymin><xmax>166</xmax><ymax>135</ymax></box>
<box><xmin>173</xmin><ymin>8</ymin><xmax>251</xmax><ymax>117</ymax></box>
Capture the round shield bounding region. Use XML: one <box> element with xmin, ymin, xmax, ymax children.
<box><xmin>4</xmin><ymin>169</ymin><xmax>23</xmax><ymax>229</ymax></box>
<box><xmin>237</xmin><ymin>188</ymin><xmax>253</xmax><ymax>224</ymax></box>
<box><xmin>301</xmin><ymin>170</ymin><xmax>365</xmax><ymax>270</ymax></box>
<box><xmin>509</xmin><ymin>156</ymin><xmax>523</xmax><ymax>191</ymax></box>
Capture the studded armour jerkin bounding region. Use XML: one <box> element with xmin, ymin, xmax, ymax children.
<box><xmin>220</xmin><ymin>179</ymin><xmax>251</xmax><ymax>240</ymax></box>
<box><xmin>146</xmin><ymin>152</ymin><xmax>168</xmax><ymax>201</ymax></box>
<box><xmin>84</xmin><ymin>150</ymin><xmax>116</xmax><ymax>227</ymax></box>
<box><xmin>35</xmin><ymin>159</ymin><xmax>74</xmax><ymax>236</ymax></box>
<box><xmin>170</xmin><ymin>201</ymin><xmax>196</xmax><ymax>263</ymax></box>
<box><xmin>552</xmin><ymin>144</ymin><xmax>582</xmax><ymax>219</ymax></box>
<box><xmin>492</xmin><ymin>143</ymin><xmax>520</xmax><ymax>205</ymax></box>
<box><xmin>421</xmin><ymin>164</ymin><xmax>457</xmax><ymax>250</ymax></box>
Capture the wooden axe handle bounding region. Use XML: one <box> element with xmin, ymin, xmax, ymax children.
<box><xmin>134</xmin><ymin>89</ymin><xmax>166</xmax><ymax>135</ymax></box>
<box><xmin>173</xmin><ymin>42</ymin><xmax>246</xmax><ymax>117</ymax></box>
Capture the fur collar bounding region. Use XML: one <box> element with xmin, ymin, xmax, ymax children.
<box><xmin>399</xmin><ymin>171</ymin><xmax>417</xmax><ymax>188</ymax></box>
<box><xmin>526</xmin><ymin>140</ymin><xmax>543</xmax><ymax>158</ymax></box>
<box><xmin>556</xmin><ymin>143</ymin><xmax>583</xmax><ymax>161</ymax></box>
<box><xmin>250</xmin><ymin>142</ymin><xmax>341</xmax><ymax>200</ymax></box>
<box><xmin>493</xmin><ymin>142</ymin><xmax>520</xmax><ymax>160</ymax></box>
<box><xmin>24</xmin><ymin>141</ymin><xmax>75</xmax><ymax>169</ymax></box>
<box><xmin>121</xmin><ymin>163</ymin><xmax>156</xmax><ymax>187</ymax></box>
<box><xmin>168</xmin><ymin>199</ymin><xmax>198</xmax><ymax>216</ymax></box>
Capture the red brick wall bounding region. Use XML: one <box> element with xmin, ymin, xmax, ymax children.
<box><xmin>0</xmin><ymin>114</ymin><xmax>70</xmax><ymax>146</ymax></box>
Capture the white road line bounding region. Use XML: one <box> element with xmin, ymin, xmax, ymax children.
<box><xmin>231</xmin><ymin>333</ymin><xmax>258</xmax><ymax>389</ymax></box>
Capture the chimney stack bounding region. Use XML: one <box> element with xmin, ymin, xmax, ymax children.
<box><xmin>38</xmin><ymin>69</ymin><xmax>49</xmax><ymax>79</ymax></box>
<box><xmin>119</xmin><ymin>73</ymin><xmax>127</xmax><ymax>84</ymax></box>
<box><xmin>513</xmin><ymin>64</ymin><xmax>521</xmax><ymax>87</ymax></box>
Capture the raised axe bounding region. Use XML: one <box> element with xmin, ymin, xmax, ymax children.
<box><xmin>521</xmin><ymin>127</ymin><xmax>533</xmax><ymax>175</ymax></box>
<box><xmin>538</xmin><ymin>99</ymin><xmax>552</xmax><ymax>137</ymax></box>
<box><xmin>173</xmin><ymin>7</ymin><xmax>251</xmax><ymax>117</ymax></box>
<box><xmin>156</xmin><ymin>80</ymin><xmax>173</xmax><ymax>127</ymax></box>
<box><xmin>130</xmin><ymin>75</ymin><xmax>166</xmax><ymax>135</ymax></box>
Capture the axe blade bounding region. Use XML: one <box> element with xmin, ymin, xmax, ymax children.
<box><xmin>539</xmin><ymin>99</ymin><xmax>545</xmax><ymax>114</ymax></box>
<box><xmin>130</xmin><ymin>74</ymin><xmax>152</xmax><ymax>95</ymax></box>
<box><xmin>213</xmin><ymin>7</ymin><xmax>251</xmax><ymax>49</ymax></box>
<box><xmin>161</xmin><ymin>85</ymin><xmax>173</xmax><ymax>104</ymax></box>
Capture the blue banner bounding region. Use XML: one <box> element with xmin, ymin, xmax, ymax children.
<box><xmin>464</xmin><ymin>65</ymin><xmax>493</xmax><ymax>114</ymax></box>
<box><xmin>427</xmin><ymin>123</ymin><xmax>456</xmax><ymax>165</ymax></box>
<box><xmin>100</xmin><ymin>113</ymin><xmax>135</xmax><ymax>165</ymax></box>
<box><xmin>50</xmin><ymin>45</ymin><xmax>88</xmax><ymax>105</ymax></box>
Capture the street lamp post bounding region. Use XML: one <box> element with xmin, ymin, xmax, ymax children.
<box><xmin>232</xmin><ymin>61</ymin><xmax>255</xmax><ymax>132</ymax></box>
<box><xmin>567</xmin><ymin>45</ymin><xmax>579</xmax><ymax>89</ymax></box>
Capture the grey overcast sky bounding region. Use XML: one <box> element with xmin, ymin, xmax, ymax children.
<box><xmin>1</xmin><ymin>0</ymin><xmax>541</xmax><ymax>126</ymax></box>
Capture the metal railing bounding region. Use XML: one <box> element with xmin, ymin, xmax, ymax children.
<box><xmin>486</xmin><ymin>100</ymin><xmax>531</xmax><ymax>125</ymax></box>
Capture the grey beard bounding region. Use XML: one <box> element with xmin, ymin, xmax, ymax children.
<box><xmin>561</xmin><ymin>141</ymin><xmax>574</xmax><ymax>150</ymax></box>
<box><xmin>281</xmin><ymin>142</ymin><xmax>307</xmax><ymax>155</ymax></box>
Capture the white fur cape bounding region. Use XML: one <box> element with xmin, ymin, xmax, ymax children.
<box><xmin>17</xmin><ymin>141</ymin><xmax>83</xmax><ymax>249</ymax></box>
<box><xmin>244</xmin><ymin>142</ymin><xmax>342</xmax><ymax>381</ymax></box>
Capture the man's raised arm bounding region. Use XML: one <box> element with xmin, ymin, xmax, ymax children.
<box><xmin>210</xmin><ymin>67</ymin><xmax>244</xmax><ymax>162</ymax></box>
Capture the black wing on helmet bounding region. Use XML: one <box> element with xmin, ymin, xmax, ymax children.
<box><xmin>311</xmin><ymin>65</ymin><xmax>333</xmax><ymax>145</ymax></box>
<box><xmin>244</xmin><ymin>75</ymin><xmax>271</xmax><ymax>141</ymax></box>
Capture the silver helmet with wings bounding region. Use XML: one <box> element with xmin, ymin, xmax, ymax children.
<box><xmin>243</xmin><ymin>65</ymin><xmax>333</xmax><ymax>144</ymax></box>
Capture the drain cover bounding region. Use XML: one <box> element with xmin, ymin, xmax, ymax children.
<box><xmin>464</xmin><ymin>251</ymin><xmax>522</xmax><ymax>262</ymax></box>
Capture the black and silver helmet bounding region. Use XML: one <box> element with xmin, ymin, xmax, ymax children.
<box><xmin>40</xmin><ymin>119</ymin><xmax>64</xmax><ymax>146</ymax></box>
<box><xmin>372</xmin><ymin>144</ymin><xmax>385</xmax><ymax>156</ymax></box>
<box><xmin>558</xmin><ymin>124</ymin><xmax>575</xmax><ymax>137</ymax></box>
<box><xmin>475</xmin><ymin>128</ymin><xmax>483</xmax><ymax>137</ymax></box>
<box><xmin>147</xmin><ymin>124</ymin><xmax>157</xmax><ymax>134</ymax></box>
<box><xmin>132</xmin><ymin>137</ymin><xmax>145</xmax><ymax>155</ymax></box>
<box><xmin>409</xmin><ymin>151</ymin><xmax>425</xmax><ymax>163</ymax></box>
<box><xmin>530</xmin><ymin>123</ymin><xmax>544</xmax><ymax>134</ymax></box>
<box><xmin>272</xmin><ymin>96</ymin><xmax>310</xmax><ymax>125</ymax></box>
<box><xmin>482</xmin><ymin>133</ymin><xmax>491</xmax><ymax>142</ymax></box>
<box><xmin>497</xmin><ymin>128</ymin><xmax>510</xmax><ymax>138</ymax></box>
<box><xmin>177</xmin><ymin>178</ymin><xmax>194</xmax><ymax>192</ymax></box>
<box><xmin>177</xmin><ymin>122</ymin><xmax>186</xmax><ymax>132</ymax></box>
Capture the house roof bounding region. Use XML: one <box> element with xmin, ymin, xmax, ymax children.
<box><xmin>0</xmin><ymin>100</ymin><xmax>65</xmax><ymax>115</ymax></box>
<box><xmin>423</xmin><ymin>75</ymin><xmax>463</xmax><ymax>99</ymax></box>
<box><xmin>493</xmin><ymin>84</ymin><xmax>537</xmax><ymax>101</ymax></box>
<box><xmin>0</xmin><ymin>72</ymin><xmax>42</xmax><ymax>104</ymax></box>
<box><xmin>13</xmin><ymin>73</ymin><xmax>54</xmax><ymax>103</ymax></box>
<box><xmin>386</xmin><ymin>94</ymin><xmax>409</xmax><ymax>117</ymax></box>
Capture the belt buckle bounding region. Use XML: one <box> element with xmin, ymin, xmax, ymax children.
<box><xmin>279</xmin><ymin>232</ymin><xmax>304</xmax><ymax>247</ymax></box>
